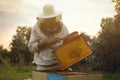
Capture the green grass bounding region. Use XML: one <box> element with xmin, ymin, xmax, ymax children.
<box><xmin>0</xmin><ymin>64</ymin><xmax>120</xmax><ymax>80</ymax></box>
<box><xmin>103</xmin><ymin>73</ymin><xmax>120</xmax><ymax>80</ymax></box>
<box><xmin>0</xmin><ymin>65</ymin><xmax>35</xmax><ymax>80</ymax></box>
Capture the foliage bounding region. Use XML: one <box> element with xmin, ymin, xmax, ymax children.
<box><xmin>10</xmin><ymin>26</ymin><xmax>32</xmax><ymax>65</ymax></box>
<box><xmin>91</xmin><ymin>14</ymin><xmax>120</xmax><ymax>72</ymax></box>
<box><xmin>103</xmin><ymin>73</ymin><xmax>120</xmax><ymax>80</ymax></box>
<box><xmin>112</xmin><ymin>0</ymin><xmax>120</xmax><ymax>13</ymax></box>
<box><xmin>0</xmin><ymin>45</ymin><xmax>10</xmax><ymax>64</ymax></box>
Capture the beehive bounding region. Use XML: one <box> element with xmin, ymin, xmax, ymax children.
<box><xmin>32</xmin><ymin>71</ymin><xmax>103</xmax><ymax>80</ymax></box>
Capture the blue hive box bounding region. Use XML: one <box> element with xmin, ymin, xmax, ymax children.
<box><xmin>32</xmin><ymin>71</ymin><xmax>103</xmax><ymax>80</ymax></box>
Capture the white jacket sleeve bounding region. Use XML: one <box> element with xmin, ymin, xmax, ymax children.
<box><xmin>28</xmin><ymin>25</ymin><xmax>39</xmax><ymax>53</ymax></box>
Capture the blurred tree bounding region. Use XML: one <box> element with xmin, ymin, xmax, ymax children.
<box><xmin>91</xmin><ymin>17</ymin><xmax>120</xmax><ymax>72</ymax></box>
<box><xmin>112</xmin><ymin>0</ymin><xmax>120</xmax><ymax>13</ymax></box>
<box><xmin>0</xmin><ymin>45</ymin><xmax>9</xmax><ymax>64</ymax></box>
<box><xmin>10</xmin><ymin>26</ymin><xmax>32</xmax><ymax>65</ymax></box>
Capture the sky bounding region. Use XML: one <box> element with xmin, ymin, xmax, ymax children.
<box><xmin>0</xmin><ymin>0</ymin><xmax>116</xmax><ymax>49</ymax></box>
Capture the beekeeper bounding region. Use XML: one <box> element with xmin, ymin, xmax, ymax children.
<box><xmin>28</xmin><ymin>3</ymin><xmax>69</xmax><ymax>71</ymax></box>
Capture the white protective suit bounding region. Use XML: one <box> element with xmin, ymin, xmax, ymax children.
<box><xmin>28</xmin><ymin>22</ymin><xmax>69</xmax><ymax>70</ymax></box>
